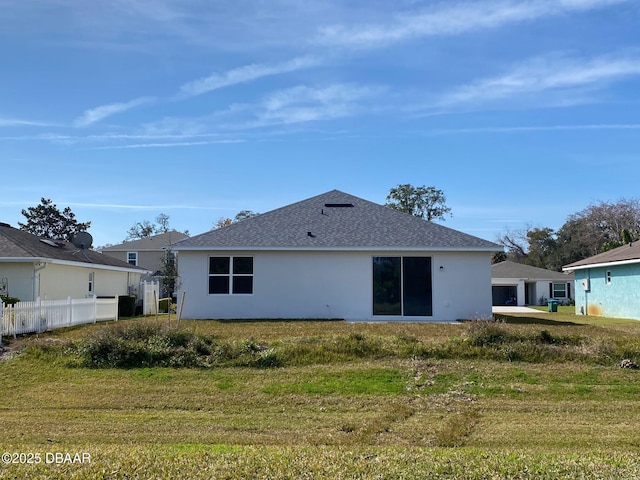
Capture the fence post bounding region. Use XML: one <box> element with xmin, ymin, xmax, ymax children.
<box><xmin>115</xmin><ymin>295</ymin><xmax>119</xmax><ymax>322</ymax></box>
<box><xmin>93</xmin><ymin>295</ymin><xmax>98</xmax><ymax>324</ymax></box>
<box><xmin>11</xmin><ymin>303</ymin><xmax>16</xmax><ymax>339</ymax></box>
<box><xmin>37</xmin><ymin>296</ymin><xmax>42</xmax><ymax>333</ymax></box>
<box><xmin>67</xmin><ymin>296</ymin><xmax>72</xmax><ymax>326</ymax></box>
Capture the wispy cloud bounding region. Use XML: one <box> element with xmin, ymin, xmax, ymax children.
<box><xmin>63</xmin><ymin>201</ymin><xmax>224</xmax><ymax>211</ymax></box>
<box><xmin>252</xmin><ymin>83</ymin><xmax>386</xmax><ymax>127</ymax></box>
<box><xmin>316</xmin><ymin>0</ymin><xmax>632</xmax><ymax>48</ymax></box>
<box><xmin>428</xmin><ymin>124</ymin><xmax>640</xmax><ymax>135</ymax></box>
<box><xmin>0</xmin><ymin>117</ymin><xmax>57</xmax><ymax>127</ymax></box>
<box><xmin>93</xmin><ymin>139</ymin><xmax>243</xmax><ymax>149</ymax></box>
<box><xmin>432</xmin><ymin>53</ymin><xmax>640</xmax><ymax>110</ymax></box>
<box><xmin>138</xmin><ymin>83</ymin><xmax>387</xmax><ymax>136</ymax></box>
<box><xmin>178</xmin><ymin>55</ymin><xmax>321</xmax><ymax>98</ymax></box>
<box><xmin>74</xmin><ymin>96</ymin><xmax>155</xmax><ymax>127</ymax></box>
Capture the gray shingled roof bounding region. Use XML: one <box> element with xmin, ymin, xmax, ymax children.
<box><xmin>564</xmin><ymin>241</ymin><xmax>640</xmax><ymax>270</ymax></box>
<box><xmin>492</xmin><ymin>261</ymin><xmax>573</xmax><ymax>280</ymax></box>
<box><xmin>101</xmin><ymin>231</ymin><xmax>189</xmax><ymax>252</ymax></box>
<box><xmin>175</xmin><ymin>190</ymin><xmax>501</xmax><ymax>251</ymax></box>
<box><xmin>0</xmin><ymin>223</ymin><xmax>148</xmax><ymax>272</ymax></box>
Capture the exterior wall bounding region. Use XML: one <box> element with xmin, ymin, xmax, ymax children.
<box><xmin>177</xmin><ymin>250</ymin><xmax>493</xmax><ymax>322</ymax></box>
<box><xmin>102</xmin><ymin>250</ymin><xmax>165</xmax><ymax>273</ymax></box>
<box><xmin>38</xmin><ymin>264</ymin><xmax>141</xmax><ymax>300</ymax></box>
<box><xmin>0</xmin><ymin>263</ymin><xmax>38</xmax><ymax>301</ymax></box>
<box><xmin>573</xmin><ymin>265</ymin><xmax>640</xmax><ymax>320</ymax></box>
<box><xmin>1</xmin><ymin>261</ymin><xmax>143</xmax><ymax>303</ymax></box>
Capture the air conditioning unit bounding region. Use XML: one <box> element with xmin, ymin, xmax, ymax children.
<box><xmin>581</xmin><ymin>278</ymin><xmax>590</xmax><ymax>291</ymax></box>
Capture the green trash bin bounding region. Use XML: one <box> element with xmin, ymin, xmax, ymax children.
<box><xmin>547</xmin><ymin>299</ymin><xmax>559</xmax><ymax>312</ymax></box>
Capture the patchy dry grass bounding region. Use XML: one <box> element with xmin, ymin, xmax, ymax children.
<box><xmin>1</xmin><ymin>313</ymin><xmax>640</xmax><ymax>478</ymax></box>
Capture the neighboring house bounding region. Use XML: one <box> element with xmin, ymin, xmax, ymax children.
<box><xmin>563</xmin><ymin>242</ymin><xmax>640</xmax><ymax>320</ymax></box>
<box><xmin>173</xmin><ymin>190</ymin><xmax>501</xmax><ymax>322</ymax></box>
<box><xmin>491</xmin><ymin>261</ymin><xmax>574</xmax><ymax>306</ymax></box>
<box><xmin>0</xmin><ymin>222</ymin><xmax>149</xmax><ymax>302</ymax></box>
<box><xmin>101</xmin><ymin>230</ymin><xmax>189</xmax><ymax>274</ymax></box>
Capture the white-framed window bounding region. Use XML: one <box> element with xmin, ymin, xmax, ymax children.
<box><xmin>552</xmin><ymin>282</ymin><xmax>567</xmax><ymax>298</ymax></box>
<box><xmin>127</xmin><ymin>252</ymin><xmax>138</xmax><ymax>266</ymax></box>
<box><xmin>88</xmin><ymin>272</ymin><xmax>95</xmax><ymax>293</ymax></box>
<box><xmin>606</xmin><ymin>271</ymin><xmax>612</xmax><ymax>284</ymax></box>
<box><xmin>208</xmin><ymin>256</ymin><xmax>253</xmax><ymax>295</ymax></box>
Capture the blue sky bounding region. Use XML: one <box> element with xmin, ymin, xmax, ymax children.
<box><xmin>1</xmin><ymin>0</ymin><xmax>639</xmax><ymax>248</ymax></box>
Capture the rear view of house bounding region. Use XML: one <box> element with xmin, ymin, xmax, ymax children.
<box><xmin>174</xmin><ymin>190</ymin><xmax>501</xmax><ymax>322</ymax></box>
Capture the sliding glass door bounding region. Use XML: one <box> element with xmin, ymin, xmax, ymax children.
<box><xmin>373</xmin><ymin>256</ymin><xmax>432</xmax><ymax>316</ymax></box>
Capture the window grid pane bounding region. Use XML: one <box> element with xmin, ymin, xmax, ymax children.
<box><xmin>232</xmin><ymin>276</ymin><xmax>253</xmax><ymax>294</ymax></box>
<box><xmin>209</xmin><ymin>276</ymin><xmax>230</xmax><ymax>294</ymax></box>
<box><xmin>209</xmin><ymin>257</ymin><xmax>230</xmax><ymax>274</ymax></box>
<box><xmin>209</xmin><ymin>256</ymin><xmax>253</xmax><ymax>295</ymax></box>
<box><xmin>233</xmin><ymin>257</ymin><xmax>253</xmax><ymax>275</ymax></box>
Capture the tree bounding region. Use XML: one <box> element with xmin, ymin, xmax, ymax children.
<box><xmin>155</xmin><ymin>213</ymin><xmax>171</xmax><ymax>234</ymax></box>
<box><xmin>212</xmin><ymin>210</ymin><xmax>260</xmax><ymax>230</ymax></box>
<box><xmin>19</xmin><ymin>198</ymin><xmax>91</xmax><ymax>241</ymax></box>
<box><xmin>385</xmin><ymin>184</ymin><xmax>452</xmax><ymax>221</ymax></box>
<box><xmin>126</xmin><ymin>213</ymin><xmax>184</xmax><ymax>240</ymax></box>
<box><xmin>234</xmin><ymin>210</ymin><xmax>259</xmax><ymax>222</ymax></box>
<box><xmin>491</xmin><ymin>251</ymin><xmax>507</xmax><ymax>264</ymax></box>
<box><xmin>555</xmin><ymin>199</ymin><xmax>640</xmax><ymax>265</ymax></box>
<box><xmin>213</xmin><ymin>217</ymin><xmax>233</xmax><ymax>229</ymax></box>
<box><xmin>496</xmin><ymin>228</ymin><xmax>528</xmax><ymax>263</ymax></box>
<box><xmin>496</xmin><ymin>198</ymin><xmax>640</xmax><ymax>271</ymax></box>
<box><xmin>525</xmin><ymin>227</ymin><xmax>557</xmax><ymax>270</ymax></box>
<box><xmin>126</xmin><ymin>220</ymin><xmax>156</xmax><ymax>240</ymax></box>
<box><xmin>158</xmin><ymin>247</ymin><xmax>178</xmax><ymax>298</ymax></box>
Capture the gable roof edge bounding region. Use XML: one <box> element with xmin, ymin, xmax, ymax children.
<box><xmin>174</xmin><ymin>245</ymin><xmax>499</xmax><ymax>252</ymax></box>
<box><xmin>563</xmin><ymin>257</ymin><xmax>640</xmax><ymax>272</ymax></box>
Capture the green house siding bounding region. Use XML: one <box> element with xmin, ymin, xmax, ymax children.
<box><xmin>574</xmin><ymin>264</ymin><xmax>640</xmax><ymax>320</ymax></box>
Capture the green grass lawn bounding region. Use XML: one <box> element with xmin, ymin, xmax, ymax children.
<box><xmin>1</xmin><ymin>311</ymin><xmax>640</xmax><ymax>479</ymax></box>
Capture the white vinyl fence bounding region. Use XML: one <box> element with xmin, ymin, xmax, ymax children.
<box><xmin>1</xmin><ymin>296</ymin><xmax>118</xmax><ymax>339</ymax></box>
<box><xmin>141</xmin><ymin>280</ymin><xmax>160</xmax><ymax>315</ymax></box>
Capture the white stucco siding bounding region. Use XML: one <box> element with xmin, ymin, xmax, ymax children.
<box><xmin>38</xmin><ymin>264</ymin><xmax>140</xmax><ymax>300</ymax></box>
<box><xmin>0</xmin><ymin>263</ymin><xmax>37</xmax><ymax>301</ymax></box>
<box><xmin>432</xmin><ymin>251</ymin><xmax>493</xmax><ymax>321</ymax></box>
<box><xmin>177</xmin><ymin>250</ymin><xmax>492</xmax><ymax>322</ymax></box>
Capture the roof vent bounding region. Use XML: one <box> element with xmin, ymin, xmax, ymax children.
<box><xmin>324</xmin><ymin>203</ymin><xmax>354</xmax><ymax>208</ymax></box>
<box><xmin>40</xmin><ymin>239</ymin><xmax>66</xmax><ymax>248</ymax></box>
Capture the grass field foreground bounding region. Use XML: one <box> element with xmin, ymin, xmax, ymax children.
<box><xmin>1</xmin><ymin>311</ymin><xmax>640</xmax><ymax>478</ymax></box>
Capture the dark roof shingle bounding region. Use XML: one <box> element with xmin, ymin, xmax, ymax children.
<box><xmin>492</xmin><ymin>261</ymin><xmax>573</xmax><ymax>280</ymax></box>
<box><xmin>564</xmin><ymin>241</ymin><xmax>640</xmax><ymax>270</ymax></box>
<box><xmin>0</xmin><ymin>223</ymin><xmax>147</xmax><ymax>271</ymax></box>
<box><xmin>175</xmin><ymin>190</ymin><xmax>501</xmax><ymax>250</ymax></box>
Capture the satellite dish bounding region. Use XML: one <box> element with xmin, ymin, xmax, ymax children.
<box><xmin>71</xmin><ymin>232</ymin><xmax>93</xmax><ymax>250</ymax></box>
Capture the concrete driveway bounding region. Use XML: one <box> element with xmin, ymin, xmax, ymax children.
<box><xmin>492</xmin><ymin>306</ymin><xmax>546</xmax><ymax>314</ymax></box>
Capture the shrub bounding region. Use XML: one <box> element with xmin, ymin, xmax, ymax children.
<box><xmin>466</xmin><ymin>321</ymin><xmax>513</xmax><ymax>347</ymax></box>
<box><xmin>0</xmin><ymin>294</ymin><xmax>20</xmax><ymax>306</ymax></box>
<box><xmin>75</xmin><ymin>323</ymin><xmax>212</xmax><ymax>368</ymax></box>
